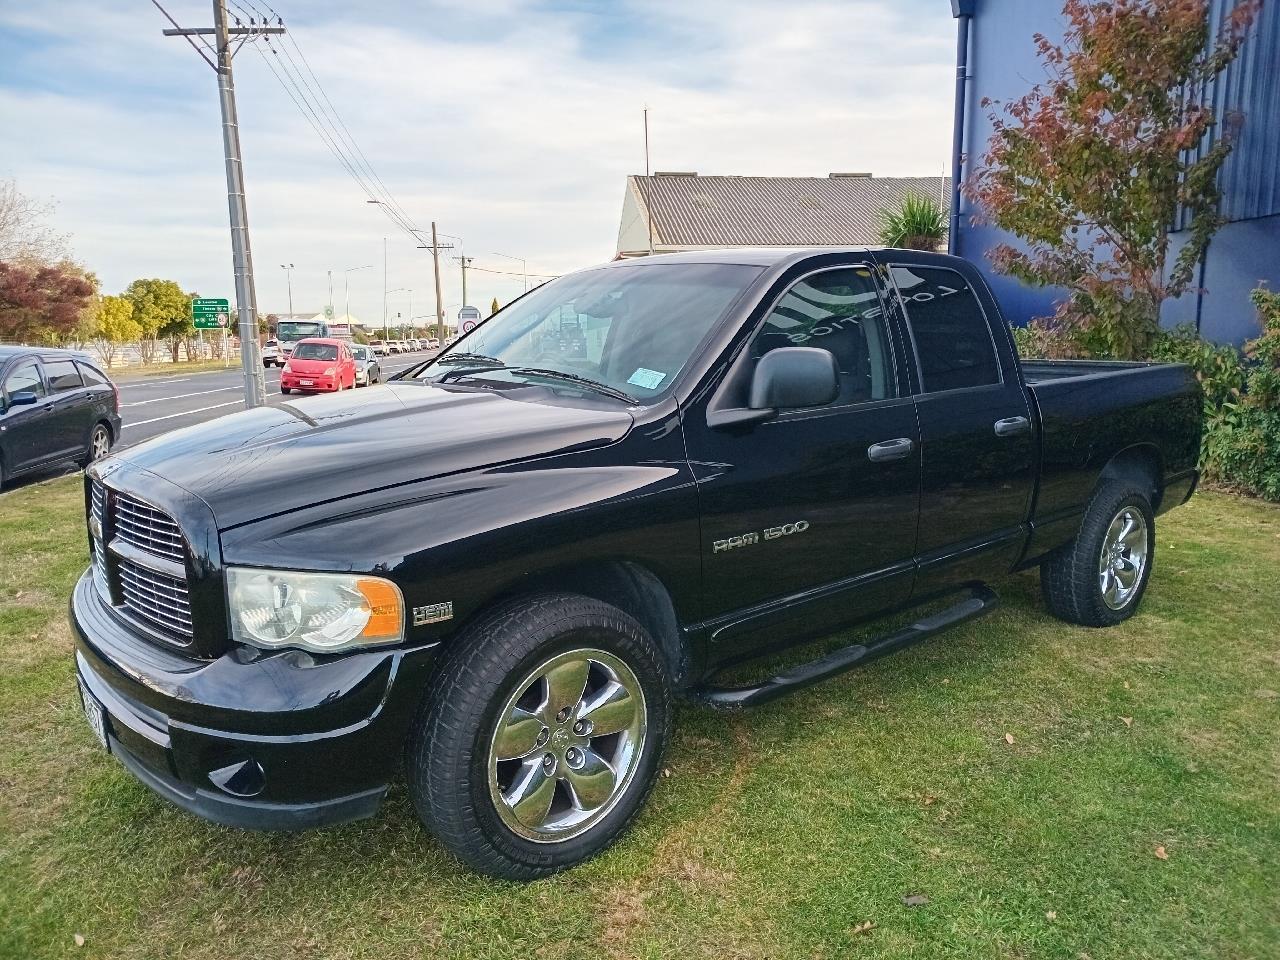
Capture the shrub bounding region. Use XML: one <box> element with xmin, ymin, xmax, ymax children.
<box><xmin>878</xmin><ymin>192</ymin><xmax>947</xmax><ymax>251</ymax></box>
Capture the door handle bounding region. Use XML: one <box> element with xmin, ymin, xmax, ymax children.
<box><xmin>993</xmin><ymin>416</ymin><xmax>1031</xmax><ymax>437</ymax></box>
<box><xmin>867</xmin><ymin>437</ymin><xmax>915</xmax><ymax>463</ymax></box>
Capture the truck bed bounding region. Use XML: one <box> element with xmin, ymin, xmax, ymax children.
<box><xmin>1019</xmin><ymin>358</ymin><xmax>1164</xmax><ymax>384</ymax></box>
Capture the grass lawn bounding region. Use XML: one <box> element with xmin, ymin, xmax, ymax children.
<box><xmin>107</xmin><ymin>360</ymin><xmax>245</xmax><ymax>381</ymax></box>
<box><xmin>2</xmin><ymin>477</ymin><xmax>1277</xmax><ymax>959</ymax></box>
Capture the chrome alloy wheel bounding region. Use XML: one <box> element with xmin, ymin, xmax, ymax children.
<box><xmin>488</xmin><ymin>648</ymin><xmax>647</xmax><ymax>842</ymax></box>
<box><xmin>1098</xmin><ymin>506</ymin><xmax>1148</xmax><ymax>610</ymax></box>
<box><xmin>89</xmin><ymin>425</ymin><xmax>110</xmax><ymax>461</ymax></box>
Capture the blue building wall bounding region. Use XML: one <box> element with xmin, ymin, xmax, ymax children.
<box><xmin>953</xmin><ymin>0</ymin><xmax>1280</xmax><ymax>345</ymax></box>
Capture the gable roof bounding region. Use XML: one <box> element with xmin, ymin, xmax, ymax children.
<box><xmin>624</xmin><ymin>174</ymin><xmax>949</xmax><ymax>250</ymax></box>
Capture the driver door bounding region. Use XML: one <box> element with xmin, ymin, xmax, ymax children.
<box><xmin>1</xmin><ymin>361</ymin><xmax>52</xmax><ymax>474</ymax></box>
<box><xmin>686</xmin><ymin>263</ymin><xmax>921</xmax><ymax>658</ymax></box>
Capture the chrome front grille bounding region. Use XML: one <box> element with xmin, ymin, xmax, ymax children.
<box><xmin>91</xmin><ymin>539</ymin><xmax>109</xmax><ymax>597</ymax></box>
<box><xmin>113</xmin><ymin>492</ymin><xmax>185</xmax><ymax>562</ymax></box>
<box><xmin>89</xmin><ymin>479</ymin><xmax>194</xmax><ymax>645</ymax></box>
<box><xmin>91</xmin><ymin>481</ymin><xmax>105</xmax><ymax>528</ymax></box>
<box><xmin>117</xmin><ymin>558</ymin><xmax>194</xmax><ymax>637</ymax></box>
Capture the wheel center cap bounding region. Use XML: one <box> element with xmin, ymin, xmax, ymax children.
<box><xmin>550</xmin><ymin>727</ymin><xmax>572</xmax><ymax>750</ymax></box>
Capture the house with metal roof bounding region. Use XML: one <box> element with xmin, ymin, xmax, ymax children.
<box><xmin>615</xmin><ymin>173</ymin><xmax>950</xmax><ymax>259</ymax></box>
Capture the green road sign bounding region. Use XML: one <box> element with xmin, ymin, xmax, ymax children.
<box><xmin>191</xmin><ymin>298</ymin><xmax>231</xmax><ymax>330</ymax></box>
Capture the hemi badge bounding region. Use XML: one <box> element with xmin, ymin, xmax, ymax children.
<box><xmin>413</xmin><ymin>602</ymin><xmax>454</xmax><ymax>626</ymax></box>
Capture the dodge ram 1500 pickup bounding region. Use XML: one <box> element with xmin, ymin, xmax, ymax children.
<box><xmin>71</xmin><ymin>248</ymin><xmax>1201</xmax><ymax>879</ymax></box>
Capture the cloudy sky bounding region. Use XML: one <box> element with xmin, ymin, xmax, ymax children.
<box><xmin>1</xmin><ymin>0</ymin><xmax>957</xmax><ymax>327</ymax></box>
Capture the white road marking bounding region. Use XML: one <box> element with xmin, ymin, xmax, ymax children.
<box><xmin>122</xmin><ymin>400</ymin><xmax>243</xmax><ymax>429</ymax></box>
<box><xmin>117</xmin><ymin>376</ymin><xmax>194</xmax><ymax>388</ymax></box>
<box><xmin>122</xmin><ymin>386</ymin><xmax>240</xmax><ymax>407</ymax></box>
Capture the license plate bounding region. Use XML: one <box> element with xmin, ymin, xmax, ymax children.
<box><xmin>78</xmin><ymin>680</ymin><xmax>109</xmax><ymax>751</ymax></box>
<box><xmin>300</xmin><ymin>379</ymin><xmax>314</xmax><ymax>386</ymax></box>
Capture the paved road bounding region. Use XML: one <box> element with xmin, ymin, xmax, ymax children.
<box><xmin>116</xmin><ymin>351</ymin><xmax>436</xmax><ymax>450</ymax></box>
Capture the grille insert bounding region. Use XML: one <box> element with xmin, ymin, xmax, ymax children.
<box><xmin>114</xmin><ymin>492</ymin><xmax>186</xmax><ymax>562</ymax></box>
<box><xmin>118</xmin><ymin>558</ymin><xmax>194</xmax><ymax>638</ymax></box>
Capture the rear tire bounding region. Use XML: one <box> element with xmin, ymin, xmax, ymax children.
<box><xmin>407</xmin><ymin>593</ymin><xmax>672</xmax><ymax>880</ymax></box>
<box><xmin>1041</xmin><ymin>479</ymin><xmax>1155</xmax><ymax>627</ymax></box>
<box><xmin>81</xmin><ymin>423</ymin><xmax>111</xmax><ymax>468</ymax></box>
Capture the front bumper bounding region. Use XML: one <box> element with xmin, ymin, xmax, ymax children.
<box><xmin>70</xmin><ymin>571</ymin><xmax>438</xmax><ymax>830</ymax></box>
<box><xmin>281</xmin><ymin>373</ymin><xmax>338</xmax><ymax>391</ymax></box>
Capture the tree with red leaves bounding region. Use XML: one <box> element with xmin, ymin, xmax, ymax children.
<box><xmin>0</xmin><ymin>260</ymin><xmax>96</xmax><ymax>343</ymax></box>
<box><xmin>964</xmin><ymin>0</ymin><xmax>1262</xmax><ymax>358</ymax></box>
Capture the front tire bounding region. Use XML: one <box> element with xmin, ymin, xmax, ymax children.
<box><xmin>407</xmin><ymin>593</ymin><xmax>672</xmax><ymax>880</ymax></box>
<box><xmin>281</xmin><ymin>387</ymin><xmax>292</xmax><ymax>395</ymax></box>
<box><xmin>1041</xmin><ymin>479</ymin><xmax>1155</xmax><ymax>627</ymax></box>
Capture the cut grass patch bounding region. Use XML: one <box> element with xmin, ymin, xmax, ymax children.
<box><xmin>1</xmin><ymin>477</ymin><xmax>1277</xmax><ymax>959</ymax></box>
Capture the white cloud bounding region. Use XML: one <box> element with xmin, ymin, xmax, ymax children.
<box><xmin>0</xmin><ymin>0</ymin><xmax>955</xmax><ymax>326</ymax></box>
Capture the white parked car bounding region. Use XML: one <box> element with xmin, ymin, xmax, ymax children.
<box><xmin>261</xmin><ymin>339</ymin><xmax>282</xmax><ymax>367</ymax></box>
<box><xmin>368</xmin><ymin>340</ymin><xmax>389</xmax><ymax>357</ymax></box>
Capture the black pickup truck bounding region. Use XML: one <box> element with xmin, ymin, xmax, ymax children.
<box><xmin>71</xmin><ymin>248</ymin><xmax>1201</xmax><ymax>879</ymax></box>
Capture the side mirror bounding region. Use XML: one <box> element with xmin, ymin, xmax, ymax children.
<box><xmin>749</xmin><ymin>347</ymin><xmax>839</xmax><ymax>410</ymax></box>
<box><xmin>707</xmin><ymin>347</ymin><xmax>839</xmax><ymax>430</ymax></box>
<box><xmin>7</xmin><ymin>390</ymin><xmax>38</xmax><ymax>407</ymax></box>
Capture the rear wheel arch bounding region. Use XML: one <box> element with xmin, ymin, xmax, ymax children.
<box><xmin>1099</xmin><ymin>444</ymin><xmax>1162</xmax><ymax>511</ymax></box>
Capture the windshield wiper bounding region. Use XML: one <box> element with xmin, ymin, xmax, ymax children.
<box><xmin>433</xmin><ymin>352</ymin><xmax>505</xmax><ymax>366</ymax></box>
<box><xmin>507</xmin><ymin>367</ymin><xmax>638</xmax><ymax>404</ymax></box>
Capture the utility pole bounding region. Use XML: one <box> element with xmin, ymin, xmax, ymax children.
<box><xmin>431</xmin><ymin>221</ymin><xmax>445</xmax><ymax>332</ymax></box>
<box><xmin>456</xmin><ymin>256</ymin><xmax>473</xmax><ymax>308</ymax></box>
<box><xmin>158</xmin><ymin>0</ymin><xmax>281</xmax><ymax>408</ymax></box>
<box><xmin>382</xmin><ymin>236</ymin><xmax>388</xmax><ymax>338</ymax></box>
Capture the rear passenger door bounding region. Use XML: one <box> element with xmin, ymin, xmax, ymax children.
<box><xmin>39</xmin><ymin>358</ymin><xmax>89</xmax><ymax>462</ymax></box>
<box><xmin>884</xmin><ymin>256</ymin><xmax>1035</xmax><ymax>594</ymax></box>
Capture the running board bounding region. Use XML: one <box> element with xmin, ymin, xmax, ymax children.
<box><xmin>690</xmin><ymin>585</ymin><xmax>1000</xmax><ymax>711</ymax></box>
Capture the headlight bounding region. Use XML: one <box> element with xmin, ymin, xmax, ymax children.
<box><xmin>281</xmin><ymin>363</ymin><xmax>291</xmax><ymax>373</ymax></box>
<box><xmin>227</xmin><ymin>568</ymin><xmax>404</xmax><ymax>653</ymax></box>
<box><xmin>325</xmin><ymin>367</ymin><xmax>337</xmax><ymax>376</ymax></box>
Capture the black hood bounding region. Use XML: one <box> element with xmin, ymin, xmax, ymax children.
<box><xmin>111</xmin><ymin>382</ymin><xmax>633</xmax><ymax>529</ymax></box>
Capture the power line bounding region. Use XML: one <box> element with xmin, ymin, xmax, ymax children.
<box><xmin>234</xmin><ymin>0</ymin><xmax>428</xmax><ymax>247</ymax></box>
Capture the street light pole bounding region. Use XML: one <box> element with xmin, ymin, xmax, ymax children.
<box><xmin>343</xmin><ymin>264</ymin><xmax>372</xmax><ymax>323</ymax></box>
<box><xmin>456</xmin><ymin>256</ymin><xmax>474</xmax><ymax>307</ymax></box>
<box><xmin>280</xmin><ymin>263</ymin><xmax>294</xmax><ymax>317</ymax></box>
<box><xmin>491</xmin><ymin>251</ymin><xmax>528</xmax><ymax>293</ymax></box>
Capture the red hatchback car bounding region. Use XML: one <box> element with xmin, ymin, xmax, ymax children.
<box><xmin>280</xmin><ymin>338</ymin><xmax>358</xmax><ymax>394</ymax></box>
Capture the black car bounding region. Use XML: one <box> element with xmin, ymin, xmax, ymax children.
<box><xmin>70</xmin><ymin>249</ymin><xmax>1201</xmax><ymax>880</ymax></box>
<box><xmin>0</xmin><ymin>347</ymin><xmax>121</xmax><ymax>488</ymax></box>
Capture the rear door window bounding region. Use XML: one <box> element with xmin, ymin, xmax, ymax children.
<box><xmin>43</xmin><ymin>360</ymin><xmax>84</xmax><ymax>393</ymax></box>
<box><xmin>891</xmin><ymin>266</ymin><xmax>1000</xmax><ymax>392</ymax></box>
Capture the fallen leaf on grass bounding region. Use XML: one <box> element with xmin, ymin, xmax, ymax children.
<box><xmin>1123</xmin><ymin>681</ymin><xmax>1130</xmax><ymax>690</ymax></box>
<box><xmin>851</xmin><ymin>920</ymin><xmax>875</xmax><ymax>936</ymax></box>
<box><xmin>1120</xmin><ymin>716</ymin><xmax>1134</xmax><ymax>727</ymax></box>
<box><xmin>903</xmin><ymin>894</ymin><xmax>929</xmax><ymax>907</ymax></box>
<box><xmin>1045</xmin><ymin>910</ymin><xmax>1057</xmax><ymax>921</ymax></box>
<box><xmin>662</xmin><ymin>768</ymin><xmax>672</xmax><ymax>778</ymax></box>
<box><xmin>73</xmin><ymin>934</ymin><xmax>85</xmax><ymax>947</ymax></box>
<box><xmin>1154</xmin><ymin>845</ymin><xmax>1169</xmax><ymax>860</ymax></box>
<box><xmin>1004</xmin><ymin>732</ymin><xmax>1015</xmax><ymax>745</ymax></box>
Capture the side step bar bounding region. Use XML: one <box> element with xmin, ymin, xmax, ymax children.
<box><xmin>690</xmin><ymin>585</ymin><xmax>1000</xmax><ymax>711</ymax></box>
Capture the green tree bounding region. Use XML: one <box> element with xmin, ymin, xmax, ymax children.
<box><xmin>878</xmin><ymin>192</ymin><xmax>947</xmax><ymax>251</ymax></box>
<box><xmin>490</xmin><ymin>297</ymin><xmax>501</xmax><ymax>316</ymax></box>
<box><xmin>122</xmin><ymin>278</ymin><xmax>189</xmax><ymax>364</ymax></box>
<box><xmin>92</xmin><ymin>294</ymin><xmax>141</xmax><ymax>368</ymax></box>
<box><xmin>964</xmin><ymin>0</ymin><xmax>1261</xmax><ymax>359</ymax></box>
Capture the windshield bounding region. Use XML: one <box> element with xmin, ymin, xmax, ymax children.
<box><xmin>412</xmin><ymin>262</ymin><xmax>760</xmax><ymax>401</ymax></box>
<box><xmin>278</xmin><ymin>322</ymin><xmax>324</xmax><ymax>340</ymax></box>
<box><xmin>292</xmin><ymin>342</ymin><xmax>338</xmax><ymax>361</ymax></box>
<box><xmin>351</xmin><ymin>346</ymin><xmax>369</xmax><ymax>360</ymax></box>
